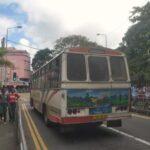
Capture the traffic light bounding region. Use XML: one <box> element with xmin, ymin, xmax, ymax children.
<box><xmin>13</xmin><ymin>72</ymin><xmax>17</xmax><ymax>81</ymax></box>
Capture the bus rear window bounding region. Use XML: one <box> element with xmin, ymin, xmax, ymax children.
<box><xmin>88</xmin><ymin>56</ymin><xmax>109</xmax><ymax>81</ymax></box>
<box><xmin>67</xmin><ymin>53</ymin><xmax>86</xmax><ymax>81</ymax></box>
<box><xmin>110</xmin><ymin>57</ymin><xmax>127</xmax><ymax>81</ymax></box>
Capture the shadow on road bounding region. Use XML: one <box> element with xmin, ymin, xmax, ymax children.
<box><xmin>30</xmin><ymin>106</ymin><xmax>120</xmax><ymax>141</ymax></box>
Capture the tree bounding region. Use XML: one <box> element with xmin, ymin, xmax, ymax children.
<box><xmin>0</xmin><ymin>47</ymin><xmax>13</xmax><ymax>67</ymax></box>
<box><xmin>32</xmin><ymin>48</ymin><xmax>52</xmax><ymax>71</ymax></box>
<box><xmin>121</xmin><ymin>2</ymin><xmax>150</xmax><ymax>85</ymax></box>
<box><xmin>54</xmin><ymin>35</ymin><xmax>105</xmax><ymax>52</ymax></box>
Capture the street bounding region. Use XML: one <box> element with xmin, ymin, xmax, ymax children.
<box><xmin>1</xmin><ymin>1</ymin><xmax>150</xmax><ymax>150</ymax></box>
<box><xmin>20</xmin><ymin>93</ymin><xmax>150</xmax><ymax>150</ymax></box>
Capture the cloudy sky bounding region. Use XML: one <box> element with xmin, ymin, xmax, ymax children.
<box><xmin>0</xmin><ymin>0</ymin><xmax>148</xmax><ymax>58</ymax></box>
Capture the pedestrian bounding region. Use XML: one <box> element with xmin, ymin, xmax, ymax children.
<box><xmin>8</xmin><ymin>91</ymin><xmax>18</xmax><ymax>123</ymax></box>
<box><xmin>131</xmin><ymin>85</ymin><xmax>138</xmax><ymax>102</ymax></box>
<box><xmin>0</xmin><ymin>90</ymin><xmax>8</xmax><ymax>123</ymax></box>
<box><xmin>0</xmin><ymin>96</ymin><xmax>3</xmax><ymax>122</ymax></box>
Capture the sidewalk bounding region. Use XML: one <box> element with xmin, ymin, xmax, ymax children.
<box><xmin>0</xmin><ymin>121</ymin><xmax>18</xmax><ymax>150</ymax></box>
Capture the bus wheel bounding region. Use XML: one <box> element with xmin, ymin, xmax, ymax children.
<box><xmin>30</xmin><ymin>98</ymin><xmax>35</xmax><ymax>111</ymax></box>
<box><xmin>30</xmin><ymin>98</ymin><xmax>33</xmax><ymax>107</ymax></box>
<box><xmin>43</xmin><ymin>108</ymin><xmax>49</xmax><ymax>126</ymax></box>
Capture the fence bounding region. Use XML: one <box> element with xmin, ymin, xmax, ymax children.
<box><xmin>131</xmin><ymin>95</ymin><xmax>150</xmax><ymax>115</ymax></box>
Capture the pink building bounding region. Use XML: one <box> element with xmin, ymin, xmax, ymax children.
<box><xmin>0</xmin><ymin>47</ymin><xmax>31</xmax><ymax>84</ymax></box>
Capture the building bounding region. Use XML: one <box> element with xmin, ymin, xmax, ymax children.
<box><xmin>0</xmin><ymin>47</ymin><xmax>31</xmax><ymax>85</ymax></box>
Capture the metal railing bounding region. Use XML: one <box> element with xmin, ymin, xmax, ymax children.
<box><xmin>131</xmin><ymin>97</ymin><xmax>150</xmax><ymax>115</ymax></box>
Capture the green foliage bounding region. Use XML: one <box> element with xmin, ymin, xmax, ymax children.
<box><xmin>122</xmin><ymin>2</ymin><xmax>150</xmax><ymax>85</ymax></box>
<box><xmin>0</xmin><ymin>47</ymin><xmax>6</xmax><ymax>57</ymax></box>
<box><xmin>54</xmin><ymin>35</ymin><xmax>105</xmax><ymax>52</ymax></box>
<box><xmin>129</xmin><ymin>2</ymin><xmax>150</xmax><ymax>23</ymax></box>
<box><xmin>32</xmin><ymin>48</ymin><xmax>52</xmax><ymax>71</ymax></box>
<box><xmin>32</xmin><ymin>35</ymin><xmax>104</xmax><ymax>71</ymax></box>
<box><xmin>0</xmin><ymin>47</ymin><xmax>14</xmax><ymax>68</ymax></box>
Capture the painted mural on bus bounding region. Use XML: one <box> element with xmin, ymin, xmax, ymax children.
<box><xmin>67</xmin><ymin>89</ymin><xmax>129</xmax><ymax>114</ymax></box>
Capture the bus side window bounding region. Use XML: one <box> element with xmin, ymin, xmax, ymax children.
<box><xmin>35</xmin><ymin>73</ymin><xmax>37</xmax><ymax>89</ymax></box>
<box><xmin>41</xmin><ymin>67</ymin><xmax>46</xmax><ymax>89</ymax></box>
<box><xmin>48</xmin><ymin>62</ymin><xmax>52</xmax><ymax>88</ymax></box>
<box><xmin>45</xmin><ymin>65</ymin><xmax>49</xmax><ymax>89</ymax></box>
<box><xmin>46</xmin><ymin>56</ymin><xmax>61</xmax><ymax>89</ymax></box>
<box><xmin>51</xmin><ymin>57</ymin><xmax>60</xmax><ymax>88</ymax></box>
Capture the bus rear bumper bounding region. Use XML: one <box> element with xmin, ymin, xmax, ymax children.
<box><xmin>48</xmin><ymin>113</ymin><xmax>131</xmax><ymax>125</ymax></box>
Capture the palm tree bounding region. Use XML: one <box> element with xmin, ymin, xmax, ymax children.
<box><xmin>0</xmin><ymin>47</ymin><xmax>13</xmax><ymax>67</ymax></box>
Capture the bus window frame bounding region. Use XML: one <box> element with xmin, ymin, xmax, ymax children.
<box><xmin>64</xmin><ymin>52</ymin><xmax>129</xmax><ymax>83</ymax></box>
<box><xmin>65</xmin><ymin>53</ymin><xmax>111</xmax><ymax>83</ymax></box>
<box><xmin>31</xmin><ymin>54</ymin><xmax>62</xmax><ymax>90</ymax></box>
<box><xmin>110</xmin><ymin>56</ymin><xmax>128</xmax><ymax>82</ymax></box>
<box><xmin>31</xmin><ymin>52</ymin><xmax>130</xmax><ymax>89</ymax></box>
<box><xmin>66</xmin><ymin>53</ymin><xmax>87</xmax><ymax>82</ymax></box>
<box><xmin>45</xmin><ymin>55</ymin><xmax>62</xmax><ymax>89</ymax></box>
<box><xmin>88</xmin><ymin>55</ymin><xmax>110</xmax><ymax>82</ymax></box>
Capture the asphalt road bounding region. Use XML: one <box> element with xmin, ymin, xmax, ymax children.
<box><xmin>20</xmin><ymin>93</ymin><xmax>150</xmax><ymax>150</ymax></box>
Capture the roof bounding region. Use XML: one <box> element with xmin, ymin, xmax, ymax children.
<box><xmin>6</xmin><ymin>47</ymin><xmax>30</xmax><ymax>57</ymax></box>
<box><xmin>32</xmin><ymin>47</ymin><xmax>124</xmax><ymax>74</ymax></box>
<box><xmin>67</xmin><ymin>47</ymin><xmax>123</xmax><ymax>56</ymax></box>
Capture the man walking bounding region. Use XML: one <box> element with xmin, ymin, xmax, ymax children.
<box><xmin>8</xmin><ymin>91</ymin><xmax>18</xmax><ymax>123</ymax></box>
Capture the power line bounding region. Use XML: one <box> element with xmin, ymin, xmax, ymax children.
<box><xmin>7</xmin><ymin>39</ymin><xmax>40</xmax><ymax>50</ymax></box>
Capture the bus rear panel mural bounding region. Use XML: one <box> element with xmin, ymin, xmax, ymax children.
<box><xmin>67</xmin><ymin>89</ymin><xmax>129</xmax><ymax>115</ymax></box>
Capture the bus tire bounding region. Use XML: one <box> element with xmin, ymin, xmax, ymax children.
<box><xmin>30</xmin><ymin>98</ymin><xmax>33</xmax><ymax>107</ymax></box>
<box><xmin>30</xmin><ymin>98</ymin><xmax>36</xmax><ymax>111</ymax></box>
<box><xmin>43</xmin><ymin>111</ymin><xmax>49</xmax><ymax>126</ymax></box>
<box><xmin>43</xmin><ymin>105</ymin><xmax>49</xmax><ymax>126</ymax></box>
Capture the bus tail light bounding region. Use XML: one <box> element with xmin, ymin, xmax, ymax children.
<box><xmin>77</xmin><ymin>109</ymin><xmax>80</xmax><ymax>113</ymax></box>
<box><xmin>67</xmin><ymin>109</ymin><xmax>80</xmax><ymax>115</ymax></box>
<box><xmin>68</xmin><ymin>109</ymin><xmax>72</xmax><ymax>114</ymax></box>
<box><xmin>73</xmin><ymin>109</ymin><xmax>77</xmax><ymax>114</ymax></box>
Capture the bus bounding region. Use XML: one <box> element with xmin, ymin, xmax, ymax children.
<box><xmin>30</xmin><ymin>47</ymin><xmax>131</xmax><ymax>130</ymax></box>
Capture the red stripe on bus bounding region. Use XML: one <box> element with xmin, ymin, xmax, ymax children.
<box><xmin>48</xmin><ymin>115</ymin><xmax>62</xmax><ymax>123</ymax></box>
<box><xmin>48</xmin><ymin>115</ymin><xmax>105</xmax><ymax>124</ymax></box>
<box><xmin>48</xmin><ymin>114</ymin><xmax>131</xmax><ymax>125</ymax></box>
<box><xmin>62</xmin><ymin>116</ymin><xmax>94</xmax><ymax>124</ymax></box>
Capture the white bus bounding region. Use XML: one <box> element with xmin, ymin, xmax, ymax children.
<box><xmin>30</xmin><ymin>47</ymin><xmax>131</xmax><ymax>129</ymax></box>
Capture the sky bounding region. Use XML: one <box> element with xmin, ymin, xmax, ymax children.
<box><xmin>0</xmin><ymin>0</ymin><xmax>149</xmax><ymax>59</ymax></box>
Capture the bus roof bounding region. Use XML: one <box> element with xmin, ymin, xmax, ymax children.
<box><xmin>67</xmin><ymin>47</ymin><xmax>124</xmax><ymax>56</ymax></box>
<box><xmin>32</xmin><ymin>47</ymin><xmax>124</xmax><ymax>75</ymax></box>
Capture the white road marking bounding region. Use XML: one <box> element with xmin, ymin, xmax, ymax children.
<box><xmin>102</xmin><ymin>125</ymin><xmax>150</xmax><ymax>147</ymax></box>
<box><xmin>132</xmin><ymin>114</ymin><xmax>150</xmax><ymax>120</ymax></box>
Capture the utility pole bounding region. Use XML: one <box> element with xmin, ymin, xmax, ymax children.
<box><xmin>6</xmin><ymin>25</ymin><xmax>22</xmax><ymax>48</ymax></box>
<box><xmin>1</xmin><ymin>37</ymin><xmax>5</xmax><ymax>48</ymax></box>
<box><xmin>4</xmin><ymin>25</ymin><xmax>22</xmax><ymax>85</ymax></box>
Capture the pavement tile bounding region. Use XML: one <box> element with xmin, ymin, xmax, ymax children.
<box><xmin>0</xmin><ymin>122</ymin><xmax>18</xmax><ymax>150</ymax></box>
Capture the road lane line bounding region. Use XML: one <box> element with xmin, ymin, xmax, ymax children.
<box><xmin>132</xmin><ymin>114</ymin><xmax>150</xmax><ymax>120</ymax></box>
<box><xmin>23</xmin><ymin>104</ymin><xmax>48</xmax><ymax>150</ymax></box>
<box><xmin>102</xmin><ymin>125</ymin><xmax>150</xmax><ymax>147</ymax></box>
<box><xmin>22</xmin><ymin>104</ymin><xmax>41</xmax><ymax>150</ymax></box>
<box><xmin>22</xmin><ymin>104</ymin><xmax>43</xmax><ymax>149</ymax></box>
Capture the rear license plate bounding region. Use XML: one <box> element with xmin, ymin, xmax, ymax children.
<box><xmin>92</xmin><ymin>114</ymin><xmax>108</xmax><ymax>120</ymax></box>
